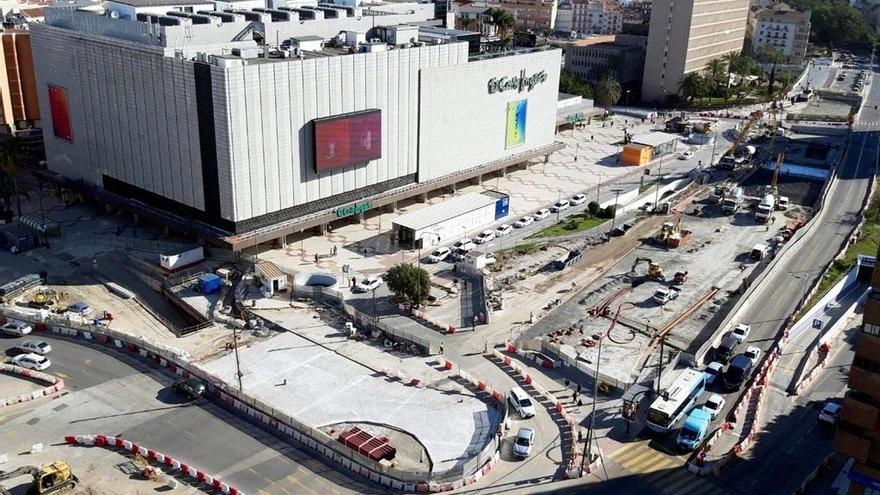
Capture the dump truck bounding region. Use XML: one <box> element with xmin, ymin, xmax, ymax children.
<box><xmin>721</xmin><ymin>187</ymin><xmax>744</xmax><ymax>215</ymax></box>
<box><xmin>755</xmin><ymin>194</ymin><xmax>775</xmax><ymax>223</ymax></box>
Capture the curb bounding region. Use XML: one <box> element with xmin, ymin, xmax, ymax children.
<box><xmin>0</xmin><ymin>363</ymin><xmax>65</xmax><ymax>407</ymax></box>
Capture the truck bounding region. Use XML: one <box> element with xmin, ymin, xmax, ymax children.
<box><xmin>755</xmin><ymin>194</ymin><xmax>775</xmax><ymax>223</ymax></box>
<box><xmin>721</xmin><ymin>187</ymin><xmax>744</xmax><ymax>215</ymax></box>
<box><xmin>717</xmin><ymin>153</ymin><xmax>737</xmax><ymax>170</ymax></box>
<box><xmin>653</xmin><ymin>286</ymin><xmax>681</xmax><ymax>305</ymax></box>
<box><xmin>159</xmin><ymin>246</ymin><xmax>204</xmax><ymax>272</ymax></box>
<box><xmin>676</xmin><ymin>407</ymin><xmax>712</xmax><ymax>451</ymax></box>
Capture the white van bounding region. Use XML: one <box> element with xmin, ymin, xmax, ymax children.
<box><xmin>508</xmin><ymin>387</ymin><xmax>536</xmax><ymax>418</ymax></box>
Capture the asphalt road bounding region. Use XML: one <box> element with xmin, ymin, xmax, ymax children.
<box><xmin>0</xmin><ymin>334</ymin><xmax>380</xmax><ymax>495</ymax></box>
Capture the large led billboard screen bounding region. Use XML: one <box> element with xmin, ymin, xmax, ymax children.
<box><xmin>314</xmin><ymin>110</ymin><xmax>381</xmax><ymax>172</ymax></box>
<box><xmin>48</xmin><ymin>85</ymin><xmax>72</xmax><ymax>142</ymax></box>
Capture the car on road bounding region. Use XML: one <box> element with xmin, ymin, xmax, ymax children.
<box><xmin>705</xmin><ymin>361</ymin><xmax>724</xmax><ymax>385</ymax></box>
<box><xmin>16</xmin><ymin>340</ymin><xmax>51</xmax><ymax>355</ymax></box>
<box><xmin>495</xmin><ymin>224</ymin><xmax>513</xmax><ymax>237</ymax></box>
<box><xmin>570</xmin><ymin>194</ymin><xmax>587</xmax><ymax>205</ymax></box>
<box><xmin>723</xmin><ymin>354</ymin><xmax>754</xmax><ymax>391</ymax></box>
<box><xmin>1</xmin><ymin>320</ymin><xmax>32</xmax><ymax>336</ymax></box>
<box><xmin>353</xmin><ymin>276</ymin><xmax>383</xmax><ymax>293</ymax></box>
<box><xmin>533</xmin><ymin>208</ymin><xmax>551</xmax><ymax>220</ymax></box>
<box><xmin>451</xmin><ymin>247</ymin><xmax>472</xmax><ymax>262</ymax></box>
<box><xmin>703</xmin><ymin>394</ymin><xmax>726</xmax><ymax>419</ymax></box>
<box><xmin>819</xmin><ymin>402</ymin><xmax>842</xmax><ymax>425</ymax></box>
<box><xmin>676</xmin><ymin>408</ymin><xmax>711</xmax><ymax>451</ymax></box>
<box><xmin>67</xmin><ymin>302</ymin><xmax>92</xmax><ymax>316</ymax></box>
<box><xmin>513</xmin><ymin>216</ymin><xmax>534</xmax><ymax>228</ymax></box>
<box><xmin>484</xmin><ymin>253</ymin><xmax>497</xmax><ymax>264</ymax></box>
<box><xmin>513</xmin><ymin>427</ymin><xmax>536</xmax><ymax>459</ymax></box>
<box><xmin>453</xmin><ymin>239</ymin><xmax>476</xmax><ymax>251</ymax></box>
<box><xmin>744</xmin><ymin>346</ymin><xmax>762</xmax><ymax>366</ymax></box>
<box><xmin>550</xmin><ymin>200</ymin><xmax>570</xmax><ymax>213</ymax></box>
<box><xmin>679</xmin><ymin>149</ymin><xmax>695</xmax><ymax>160</ymax></box>
<box><xmin>172</xmin><ymin>377</ymin><xmax>206</xmax><ymax>400</ymax></box>
<box><xmin>11</xmin><ymin>353</ymin><xmax>51</xmax><ymax>370</ymax></box>
<box><xmin>426</xmin><ymin>247</ymin><xmax>451</xmax><ymax>263</ymax></box>
<box><xmin>508</xmin><ymin>386</ymin><xmax>536</xmax><ymax>418</ymax></box>
<box><xmin>474</xmin><ymin>230</ymin><xmax>496</xmax><ymax>244</ymax></box>
<box><xmin>732</xmin><ymin>323</ymin><xmax>751</xmax><ymax>343</ymax></box>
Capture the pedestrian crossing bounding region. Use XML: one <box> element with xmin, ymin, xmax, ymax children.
<box><xmin>607</xmin><ymin>441</ymin><xmax>730</xmax><ymax>495</ymax></box>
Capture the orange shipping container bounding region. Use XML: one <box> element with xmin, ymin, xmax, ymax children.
<box><xmin>621</xmin><ymin>144</ymin><xmax>653</xmax><ymax>166</ymax></box>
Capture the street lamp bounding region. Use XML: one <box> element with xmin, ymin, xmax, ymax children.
<box><xmin>609</xmin><ymin>189</ymin><xmax>623</xmax><ymax>232</ymax></box>
<box><xmin>625</xmin><ymin>90</ymin><xmax>631</xmax><ymax>107</ymax></box>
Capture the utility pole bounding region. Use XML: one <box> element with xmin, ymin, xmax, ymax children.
<box><xmin>581</xmin><ymin>335</ymin><xmax>603</xmax><ymax>475</ymax></box>
<box><xmin>709</xmin><ymin>125</ymin><xmax>720</xmax><ymax>168</ymax></box>
<box><xmin>654</xmin><ymin>174</ymin><xmax>664</xmax><ymax>211</ymax></box>
<box><xmin>610</xmin><ymin>189</ymin><xmax>623</xmax><ymax>232</ymax></box>
<box><xmin>232</xmin><ymin>325</ymin><xmax>243</xmax><ymax>390</ymax></box>
<box><xmin>657</xmin><ymin>333</ymin><xmax>665</xmax><ymax>397</ymax></box>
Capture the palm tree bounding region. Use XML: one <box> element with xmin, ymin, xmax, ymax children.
<box><xmin>722</xmin><ymin>52</ymin><xmax>741</xmax><ymax>87</ymax></box>
<box><xmin>679</xmin><ymin>72</ymin><xmax>705</xmax><ymax>106</ymax></box>
<box><xmin>757</xmin><ymin>45</ymin><xmax>784</xmax><ymax>97</ymax></box>
<box><xmin>705</xmin><ymin>57</ymin><xmax>726</xmax><ymax>90</ymax></box>
<box><xmin>0</xmin><ymin>137</ymin><xmax>24</xmax><ymax>217</ymax></box>
<box><xmin>489</xmin><ymin>8</ymin><xmax>515</xmax><ymax>42</ymax></box>
<box><xmin>594</xmin><ymin>75</ymin><xmax>622</xmax><ymax>113</ymax></box>
<box><xmin>458</xmin><ymin>16</ymin><xmax>478</xmax><ymax>32</ymax></box>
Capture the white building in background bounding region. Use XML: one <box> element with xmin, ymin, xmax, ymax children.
<box><xmin>31</xmin><ymin>0</ymin><xmax>562</xmax><ymax>250</ymax></box>
<box><xmin>750</xmin><ymin>3</ymin><xmax>811</xmax><ymax>64</ymax></box>
<box><xmin>570</xmin><ymin>0</ymin><xmax>622</xmax><ymax>35</ymax></box>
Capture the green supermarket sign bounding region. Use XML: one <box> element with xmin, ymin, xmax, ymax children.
<box><xmin>336</xmin><ymin>201</ymin><xmax>372</xmax><ymax>218</ymax></box>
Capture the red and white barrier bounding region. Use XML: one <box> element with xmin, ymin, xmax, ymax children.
<box><xmin>377</xmin><ymin>367</ymin><xmax>427</xmax><ymax>388</ymax></box>
<box><xmin>0</xmin><ymin>363</ymin><xmax>65</xmax><ymax>407</ymax></box>
<box><xmin>65</xmin><ymin>434</ymin><xmax>245</xmax><ymax>495</ymax></box>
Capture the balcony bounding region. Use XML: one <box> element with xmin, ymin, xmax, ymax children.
<box><xmin>842</xmin><ymin>394</ymin><xmax>880</xmax><ymax>431</ymax></box>
<box><xmin>834</xmin><ymin>429</ymin><xmax>872</xmax><ymax>463</ymax></box>
<box><xmin>850</xmin><ymin>366</ymin><xmax>880</xmax><ymax>397</ymax></box>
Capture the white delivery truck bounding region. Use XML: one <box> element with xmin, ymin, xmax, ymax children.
<box><xmin>721</xmin><ymin>187</ymin><xmax>744</xmax><ymax>215</ymax></box>
<box><xmin>755</xmin><ymin>194</ymin><xmax>775</xmax><ymax>223</ymax></box>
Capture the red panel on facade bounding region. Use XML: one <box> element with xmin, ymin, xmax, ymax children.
<box><xmin>48</xmin><ymin>85</ymin><xmax>71</xmax><ymax>142</ymax></box>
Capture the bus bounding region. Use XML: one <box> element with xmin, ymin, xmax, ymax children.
<box><xmin>646</xmin><ymin>368</ymin><xmax>708</xmax><ymax>433</ymax></box>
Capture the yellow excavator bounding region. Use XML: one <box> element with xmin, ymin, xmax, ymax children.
<box><xmin>0</xmin><ymin>462</ymin><xmax>77</xmax><ymax>495</ymax></box>
<box><xmin>630</xmin><ymin>257</ymin><xmax>664</xmax><ymax>280</ymax></box>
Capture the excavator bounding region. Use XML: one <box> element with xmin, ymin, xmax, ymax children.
<box><xmin>630</xmin><ymin>257</ymin><xmax>664</xmax><ymax>280</ymax></box>
<box><xmin>0</xmin><ymin>462</ymin><xmax>77</xmax><ymax>495</ymax></box>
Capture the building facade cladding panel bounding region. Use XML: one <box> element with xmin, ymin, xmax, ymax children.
<box><xmin>216</xmin><ymin>43</ymin><xmax>468</xmax><ymax>222</ymax></box>
<box><xmin>841</xmin><ymin>394</ymin><xmax>880</xmax><ymax>432</ymax></box>
<box><xmin>642</xmin><ymin>0</ymin><xmax>694</xmax><ymax>102</ymax></box>
<box><xmin>418</xmin><ymin>49</ymin><xmax>560</xmax><ymax>182</ymax></box>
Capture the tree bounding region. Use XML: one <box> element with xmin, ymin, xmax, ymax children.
<box><xmin>559</xmin><ymin>70</ymin><xmax>594</xmax><ymax>99</ymax></box>
<box><xmin>705</xmin><ymin>57</ymin><xmax>726</xmax><ymax>92</ymax></box>
<box><xmin>489</xmin><ymin>8</ymin><xmax>515</xmax><ymax>43</ymax></box>
<box><xmin>757</xmin><ymin>45</ymin><xmax>784</xmax><ymax>96</ymax></box>
<box><xmin>679</xmin><ymin>72</ymin><xmax>706</xmax><ymax>106</ymax></box>
<box><xmin>594</xmin><ymin>75</ymin><xmax>622</xmax><ymax>112</ymax></box>
<box><xmin>384</xmin><ymin>263</ymin><xmax>431</xmax><ymax>307</ymax></box>
<box><xmin>0</xmin><ymin>137</ymin><xmax>25</xmax><ymax>217</ymax></box>
<box><xmin>458</xmin><ymin>17</ymin><xmax>478</xmax><ymax>32</ymax></box>
<box><xmin>587</xmin><ymin>201</ymin><xmax>600</xmax><ymax>216</ymax></box>
<box><xmin>787</xmin><ymin>0</ymin><xmax>874</xmax><ymax>48</ymax></box>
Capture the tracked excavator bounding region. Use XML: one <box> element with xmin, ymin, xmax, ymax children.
<box><xmin>630</xmin><ymin>257</ymin><xmax>664</xmax><ymax>280</ymax></box>
<box><xmin>0</xmin><ymin>462</ymin><xmax>77</xmax><ymax>495</ymax></box>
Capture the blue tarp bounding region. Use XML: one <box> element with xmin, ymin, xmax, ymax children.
<box><xmin>198</xmin><ymin>274</ymin><xmax>222</xmax><ymax>295</ymax></box>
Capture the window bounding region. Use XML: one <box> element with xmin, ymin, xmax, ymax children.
<box><xmin>864</xmin><ymin>322</ymin><xmax>880</xmax><ymax>337</ymax></box>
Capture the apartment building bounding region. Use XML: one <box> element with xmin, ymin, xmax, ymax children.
<box><xmin>834</xmin><ymin>253</ymin><xmax>880</xmax><ymax>493</ymax></box>
<box><xmin>751</xmin><ymin>3</ymin><xmax>810</xmax><ymax>64</ymax></box>
<box><xmin>641</xmin><ymin>0</ymin><xmax>750</xmax><ymax>103</ymax></box>
<box><xmin>562</xmin><ymin>34</ymin><xmax>646</xmax><ymax>87</ymax></box>
<box><xmin>570</xmin><ymin>0</ymin><xmax>622</xmax><ymax>35</ymax></box>
<box><xmin>496</xmin><ymin>0</ymin><xmax>558</xmax><ymax>30</ymax></box>
<box><xmin>0</xmin><ymin>29</ymin><xmax>39</xmax><ymax>135</ymax></box>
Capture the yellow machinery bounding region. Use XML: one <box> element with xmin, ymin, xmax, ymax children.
<box><xmin>631</xmin><ymin>257</ymin><xmax>664</xmax><ymax>280</ymax></box>
<box><xmin>725</xmin><ymin>110</ymin><xmax>763</xmax><ymax>158</ymax></box>
<box><xmin>0</xmin><ymin>461</ymin><xmax>77</xmax><ymax>495</ymax></box>
<box><xmin>31</xmin><ymin>288</ymin><xmax>58</xmax><ymax>306</ymax></box>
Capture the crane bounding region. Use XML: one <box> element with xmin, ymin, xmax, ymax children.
<box><xmin>0</xmin><ymin>462</ymin><xmax>77</xmax><ymax>495</ymax></box>
<box><xmin>724</xmin><ymin>110</ymin><xmax>763</xmax><ymax>159</ymax></box>
<box><xmin>765</xmin><ymin>151</ymin><xmax>784</xmax><ymax>198</ymax></box>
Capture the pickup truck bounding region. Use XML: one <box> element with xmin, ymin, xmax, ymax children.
<box><xmin>653</xmin><ymin>286</ymin><xmax>680</xmax><ymax>305</ymax></box>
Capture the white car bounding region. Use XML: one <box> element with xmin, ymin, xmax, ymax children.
<box><xmin>495</xmin><ymin>224</ymin><xmax>513</xmax><ymax>237</ymax></box>
<box><xmin>731</xmin><ymin>323</ymin><xmax>751</xmax><ymax>344</ymax></box>
<box><xmin>513</xmin><ymin>427</ymin><xmax>535</xmax><ymax>459</ymax></box>
<box><xmin>533</xmin><ymin>208</ymin><xmax>551</xmax><ymax>220</ymax></box>
<box><xmin>11</xmin><ymin>353</ymin><xmax>51</xmax><ymax>371</ymax></box>
<box><xmin>474</xmin><ymin>230</ymin><xmax>496</xmax><ymax>244</ymax></box>
<box><xmin>353</xmin><ymin>276</ymin><xmax>383</xmax><ymax>293</ymax></box>
<box><xmin>550</xmin><ymin>200</ymin><xmax>570</xmax><ymax>213</ymax></box>
<box><xmin>513</xmin><ymin>216</ymin><xmax>534</xmax><ymax>228</ymax></box>
<box><xmin>426</xmin><ymin>247</ymin><xmax>451</xmax><ymax>263</ymax></box>
<box><xmin>744</xmin><ymin>345</ymin><xmax>762</xmax><ymax>366</ymax></box>
<box><xmin>1</xmin><ymin>320</ymin><xmax>32</xmax><ymax>336</ymax></box>
<box><xmin>453</xmin><ymin>239</ymin><xmax>476</xmax><ymax>251</ymax></box>
<box><xmin>819</xmin><ymin>402</ymin><xmax>842</xmax><ymax>424</ymax></box>
<box><xmin>451</xmin><ymin>247</ymin><xmax>472</xmax><ymax>261</ymax></box>
<box><xmin>703</xmin><ymin>394</ymin><xmax>726</xmax><ymax>419</ymax></box>
<box><xmin>570</xmin><ymin>194</ymin><xmax>587</xmax><ymax>205</ymax></box>
<box><xmin>679</xmin><ymin>150</ymin><xmax>695</xmax><ymax>160</ymax></box>
<box><xmin>484</xmin><ymin>253</ymin><xmax>497</xmax><ymax>265</ymax></box>
<box><xmin>17</xmin><ymin>340</ymin><xmax>52</xmax><ymax>355</ymax></box>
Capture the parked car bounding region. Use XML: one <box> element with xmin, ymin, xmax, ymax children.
<box><xmin>744</xmin><ymin>346</ymin><xmax>762</xmax><ymax>366</ymax></box>
<box><xmin>704</xmin><ymin>361</ymin><xmax>724</xmax><ymax>385</ymax></box>
<box><xmin>513</xmin><ymin>427</ymin><xmax>536</xmax><ymax>459</ymax></box>
<box><xmin>495</xmin><ymin>224</ymin><xmax>513</xmax><ymax>237</ymax></box>
<box><xmin>453</xmin><ymin>239</ymin><xmax>476</xmax><ymax>251</ymax></box>
<box><xmin>172</xmin><ymin>377</ymin><xmax>206</xmax><ymax>400</ymax></box>
<box><xmin>484</xmin><ymin>253</ymin><xmax>497</xmax><ymax>265</ymax></box>
<box><xmin>474</xmin><ymin>230</ymin><xmax>496</xmax><ymax>244</ymax></box>
<box><xmin>533</xmin><ymin>209</ymin><xmax>551</xmax><ymax>221</ymax></box>
<box><xmin>818</xmin><ymin>401</ymin><xmax>842</xmax><ymax>425</ymax></box>
<box><xmin>67</xmin><ymin>302</ymin><xmax>92</xmax><ymax>316</ymax></box>
<box><xmin>451</xmin><ymin>247</ymin><xmax>472</xmax><ymax>262</ymax></box>
<box><xmin>570</xmin><ymin>194</ymin><xmax>588</xmax><ymax>205</ymax></box>
<box><xmin>513</xmin><ymin>216</ymin><xmax>534</xmax><ymax>228</ymax></box>
<box><xmin>1</xmin><ymin>320</ymin><xmax>32</xmax><ymax>336</ymax></box>
<box><xmin>731</xmin><ymin>323</ymin><xmax>751</xmax><ymax>343</ymax></box>
<box><xmin>426</xmin><ymin>247</ymin><xmax>451</xmax><ymax>263</ymax></box>
<box><xmin>703</xmin><ymin>394</ymin><xmax>726</xmax><ymax>419</ymax></box>
<box><xmin>353</xmin><ymin>276</ymin><xmax>383</xmax><ymax>293</ymax></box>
<box><xmin>11</xmin><ymin>353</ymin><xmax>51</xmax><ymax>371</ymax></box>
<box><xmin>550</xmin><ymin>200</ymin><xmax>570</xmax><ymax>213</ymax></box>
<box><xmin>679</xmin><ymin>149</ymin><xmax>695</xmax><ymax>160</ymax></box>
<box><xmin>16</xmin><ymin>340</ymin><xmax>51</xmax><ymax>355</ymax></box>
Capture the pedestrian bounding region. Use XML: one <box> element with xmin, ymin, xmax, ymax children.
<box><xmin>473</xmin><ymin>315</ymin><xmax>479</xmax><ymax>329</ymax></box>
<box><xmin>529</xmin><ymin>311</ymin><xmax>535</xmax><ymax>324</ymax></box>
<box><xmin>577</xmin><ymin>383</ymin><xmax>582</xmax><ymax>395</ymax></box>
<box><xmin>314</xmin><ymin>253</ymin><xmax>319</xmax><ymax>264</ymax></box>
<box><xmin>351</xmin><ymin>276</ymin><xmax>357</xmax><ymax>287</ymax></box>
<box><xmin>363</xmin><ymin>247</ymin><xmax>368</xmax><ymax>257</ymax></box>
<box><xmin>572</xmin><ymin>391</ymin><xmax>579</xmax><ymax>402</ymax></box>
<box><xmin>571</xmin><ymin>280</ymin><xmax>577</xmax><ymax>290</ymax></box>
<box><xmin>439</xmin><ymin>343</ymin><xmax>444</xmax><ymax>355</ymax></box>
<box><xmin>591</xmin><ymin>134</ymin><xmax>594</xmax><ymax>141</ymax></box>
